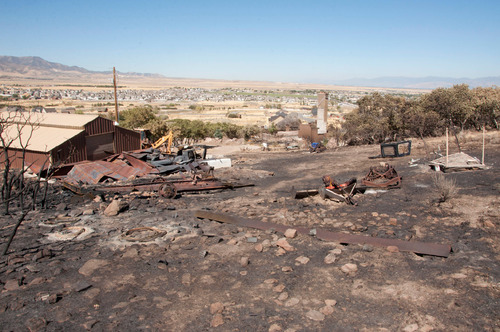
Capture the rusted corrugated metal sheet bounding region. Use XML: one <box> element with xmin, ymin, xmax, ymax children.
<box><xmin>114</xmin><ymin>126</ymin><xmax>141</xmax><ymax>153</ymax></box>
<box><xmin>65</xmin><ymin>159</ymin><xmax>150</xmax><ymax>184</ymax></box>
<box><xmin>84</xmin><ymin>116</ymin><xmax>114</xmax><ymax>136</ymax></box>
<box><xmin>195</xmin><ymin>210</ymin><xmax>452</xmax><ymax>257</ymax></box>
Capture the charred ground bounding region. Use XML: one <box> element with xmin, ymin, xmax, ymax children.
<box><xmin>1</xmin><ymin>133</ymin><xmax>499</xmax><ymax>331</ymax></box>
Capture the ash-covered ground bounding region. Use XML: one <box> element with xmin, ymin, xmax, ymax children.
<box><xmin>1</xmin><ymin>133</ymin><xmax>499</xmax><ymax>331</ymax></box>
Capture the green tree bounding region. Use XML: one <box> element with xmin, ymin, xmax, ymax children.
<box><xmin>119</xmin><ymin>105</ymin><xmax>157</xmax><ymax>129</ymax></box>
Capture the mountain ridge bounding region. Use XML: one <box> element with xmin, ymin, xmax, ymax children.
<box><xmin>1</xmin><ymin>55</ymin><xmax>498</xmax><ymax>89</ymax></box>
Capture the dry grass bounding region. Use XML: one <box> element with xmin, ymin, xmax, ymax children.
<box><xmin>433</xmin><ymin>172</ymin><xmax>459</xmax><ymax>203</ymax></box>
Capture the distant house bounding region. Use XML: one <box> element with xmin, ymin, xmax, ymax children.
<box><xmin>0</xmin><ymin>112</ymin><xmax>140</xmax><ymax>172</ymax></box>
<box><xmin>61</xmin><ymin>107</ymin><xmax>76</xmax><ymax>114</ymax></box>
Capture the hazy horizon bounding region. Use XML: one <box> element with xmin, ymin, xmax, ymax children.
<box><xmin>1</xmin><ymin>1</ymin><xmax>499</xmax><ymax>83</ymax></box>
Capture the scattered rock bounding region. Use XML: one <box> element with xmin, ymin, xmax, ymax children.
<box><xmin>325</xmin><ymin>299</ymin><xmax>337</xmax><ymax>307</ymax></box>
<box><xmin>278</xmin><ymin>292</ymin><xmax>289</xmax><ymax>301</ymax></box>
<box><xmin>104</xmin><ymin>200</ymin><xmax>129</xmax><ymax>216</ymax></box>
<box><xmin>3</xmin><ymin>279</ymin><xmax>20</xmax><ymax>291</ymax></box>
<box><xmin>210</xmin><ymin>302</ymin><xmax>224</xmax><ymax>314</ymax></box>
<box><xmin>240</xmin><ymin>256</ymin><xmax>249</xmax><ymax>267</ymax></box>
<box><xmin>324</xmin><ymin>253</ymin><xmax>336</xmax><ymax>264</ymax></box>
<box><xmin>269</xmin><ymin>323</ymin><xmax>282</xmax><ymax>332</ymax></box>
<box><xmin>273</xmin><ymin>284</ymin><xmax>286</xmax><ymax>293</ymax></box>
<box><xmin>295</xmin><ymin>256</ymin><xmax>310</xmax><ymax>265</ymax></box>
<box><xmin>320</xmin><ymin>305</ymin><xmax>335</xmax><ymax>315</ymax></box>
<box><xmin>340</xmin><ymin>263</ymin><xmax>358</xmax><ymax>274</ymax></box>
<box><xmin>284</xmin><ymin>297</ymin><xmax>300</xmax><ymax>307</ymax></box>
<box><xmin>82</xmin><ymin>209</ymin><xmax>94</xmax><ymax>215</ymax></box>
<box><xmin>255</xmin><ymin>243</ymin><xmax>263</xmax><ymax>252</ymax></box>
<box><xmin>387</xmin><ymin>246</ymin><xmax>399</xmax><ymax>253</ymax></box>
<box><xmin>276</xmin><ymin>238</ymin><xmax>294</xmax><ymax>251</ymax></box>
<box><xmin>26</xmin><ymin>317</ymin><xmax>47</xmax><ymax>332</ymax></box>
<box><xmin>306</xmin><ymin>310</ymin><xmax>325</xmax><ymax>321</ymax></box>
<box><xmin>211</xmin><ymin>313</ymin><xmax>224</xmax><ymax>327</ymax></box>
<box><xmin>284</xmin><ymin>228</ymin><xmax>297</xmax><ymax>238</ymax></box>
<box><xmin>362</xmin><ymin>244</ymin><xmax>374</xmax><ymax>252</ymax></box>
<box><xmin>389</xmin><ymin>218</ymin><xmax>398</xmax><ymax>225</ymax></box>
<box><xmin>78</xmin><ymin>259</ymin><xmax>109</xmax><ymax>277</ymax></box>
<box><xmin>282</xmin><ymin>266</ymin><xmax>293</xmax><ymax>272</ymax></box>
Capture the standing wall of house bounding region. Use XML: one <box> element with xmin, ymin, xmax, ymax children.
<box><xmin>84</xmin><ymin>116</ymin><xmax>114</xmax><ymax>136</ymax></box>
<box><xmin>114</xmin><ymin>126</ymin><xmax>141</xmax><ymax>153</ymax></box>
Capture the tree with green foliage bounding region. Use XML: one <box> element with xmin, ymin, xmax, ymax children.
<box><xmin>119</xmin><ymin>105</ymin><xmax>157</xmax><ymax>129</ymax></box>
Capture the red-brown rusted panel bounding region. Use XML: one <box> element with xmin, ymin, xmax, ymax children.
<box><xmin>84</xmin><ymin>116</ymin><xmax>114</xmax><ymax>136</ymax></box>
<box><xmin>195</xmin><ymin>210</ymin><xmax>451</xmax><ymax>257</ymax></box>
<box><xmin>114</xmin><ymin>126</ymin><xmax>141</xmax><ymax>153</ymax></box>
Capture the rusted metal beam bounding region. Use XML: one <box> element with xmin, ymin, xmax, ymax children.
<box><xmin>195</xmin><ymin>210</ymin><xmax>451</xmax><ymax>257</ymax></box>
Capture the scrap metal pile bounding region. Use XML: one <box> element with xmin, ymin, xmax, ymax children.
<box><xmin>60</xmin><ymin>147</ymin><xmax>250</xmax><ymax>198</ymax></box>
<box><xmin>293</xmin><ymin>164</ymin><xmax>402</xmax><ymax>205</ymax></box>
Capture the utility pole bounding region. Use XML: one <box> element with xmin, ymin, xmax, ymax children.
<box><xmin>113</xmin><ymin>67</ymin><xmax>119</xmax><ymax>123</ymax></box>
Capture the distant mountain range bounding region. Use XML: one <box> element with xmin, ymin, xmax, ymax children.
<box><xmin>1</xmin><ymin>56</ymin><xmax>498</xmax><ymax>89</ymax></box>
<box><xmin>0</xmin><ymin>56</ymin><xmax>162</xmax><ymax>79</ymax></box>
<box><xmin>330</xmin><ymin>76</ymin><xmax>500</xmax><ymax>89</ymax></box>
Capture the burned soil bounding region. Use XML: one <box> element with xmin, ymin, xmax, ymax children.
<box><xmin>1</xmin><ymin>134</ymin><xmax>499</xmax><ymax>331</ymax></box>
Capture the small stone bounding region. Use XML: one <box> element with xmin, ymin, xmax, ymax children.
<box><xmin>122</xmin><ymin>247</ymin><xmax>139</xmax><ymax>258</ymax></box>
<box><xmin>247</xmin><ymin>237</ymin><xmax>258</xmax><ymax>243</ymax></box>
<box><xmin>284</xmin><ymin>229</ymin><xmax>297</xmax><ymax>239</ymax></box>
<box><xmin>340</xmin><ymin>263</ymin><xmax>358</xmax><ymax>274</ymax></box>
<box><xmin>104</xmin><ymin>200</ymin><xmax>128</xmax><ymax>216</ymax></box>
<box><xmin>82</xmin><ymin>320</ymin><xmax>99</xmax><ymax>330</ymax></box>
<box><xmin>255</xmin><ymin>243</ymin><xmax>264</xmax><ymax>252</ymax></box>
<box><xmin>55</xmin><ymin>203</ymin><xmax>67</xmax><ymax>211</ymax></box>
<box><xmin>227</xmin><ymin>239</ymin><xmax>237</xmax><ymax>245</ymax></box>
<box><xmin>79</xmin><ymin>259</ymin><xmax>109</xmax><ymax>277</ymax></box>
<box><xmin>284</xmin><ymin>297</ymin><xmax>300</xmax><ymax>307</ymax></box>
<box><xmin>362</xmin><ymin>245</ymin><xmax>373</xmax><ymax>252</ymax></box>
<box><xmin>210</xmin><ymin>302</ymin><xmax>224</xmax><ymax>314</ymax></box>
<box><xmin>48</xmin><ymin>293</ymin><xmax>62</xmax><ymax>304</ymax></box>
<box><xmin>295</xmin><ymin>256</ymin><xmax>310</xmax><ymax>265</ymax></box>
<box><xmin>325</xmin><ymin>299</ymin><xmax>337</xmax><ymax>306</ymax></box>
<box><xmin>371</xmin><ymin>212</ymin><xmax>379</xmax><ymax>217</ymax></box>
<box><xmin>403</xmin><ymin>323</ymin><xmax>419</xmax><ymax>332</ymax></box>
<box><xmin>324</xmin><ymin>253</ymin><xmax>336</xmax><ymax>264</ymax></box>
<box><xmin>26</xmin><ymin>317</ymin><xmax>47</xmax><ymax>332</ymax></box>
<box><xmin>240</xmin><ymin>271</ymin><xmax>248</xmax><ymax>276</ymax></box>
<box><xmin>82</xmin><ymin>209</ymin><xmax>94</xmax><ymax>215</ymax></box>
<box><xmin>306</xmin><ymin>310</ymin><xmax>325</xmax><ymax>321</ymax></box>
<box><xmin>389</xmin><ymin>218</ymin><xmax>398</xmax><ymax>225</ymax></box>
<box><xmin>211</xmin><ymin>313</ymin><xmax>224</xmax><ymax>327</ymax></box>
<box><xmin>264</xmin><ymin>278</ymin><xmax>278</xmax><ymax>284</ymax></box>
<box><xmin>387</xmin><ymin>246</ymin><xmax>399</xmax><ymax>253</ymax></box>
<box><xmin>29</xmin><ymin>277</ymin><xmax>45</xmax><ymax>286</ymax></box>
<box><xmin>181</xmin><ymin>273</ymin><xmax>191</xmax><ymax>285</ymax></box>
<box><xmin>320</xmin><ymin>305</ymin><xmax>335</xmax><ymax>315</ymax></box>
<box><xmin>3</xmin><ymin>279</ymin><xmax>20</xmax><ymax>291</ymax></box>
<box><xmin>240</xmin><ymin>257</ymin><xmax>249</xmax><ymax>267</ymax></box>
<box><xmin>282</xmin><ymin>266</ymin><xmax>293</xmax><ymax>272</ymax></box>
<box><xmin>276</xmin><ymin>238</ymin><xmax>294</xmax><ymax>251</ymax></box>
<box><xmin>331</xmin><ymin>248</ymin><xmax>342</xmax><ymax>255</ymax></box>
<box><xmin>278</xmin><ymin>292</ymin><xmax>289</xmax><ymax>301</ymax></box>
<box><xmin>273</xmin><ymin>284</ymin><xmax>286</xmax><ymax>293</ymax></box>
<box><xmin>276</xmin><ymin>248</ymin><xmax>287</xmax><ymax>256</ymax></box>
<box><xmin>269</xmin><ymin>323</ymin><xmax>282</xmax><ymax>332</ymax></box>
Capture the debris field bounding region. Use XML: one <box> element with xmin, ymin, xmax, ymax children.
<box><xmin>1</xmin><ymin>134</ymin><xmax>499</xmax><ymax>331</ymax></box>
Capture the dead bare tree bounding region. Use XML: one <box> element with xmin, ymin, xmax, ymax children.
<box><xmin>0</xmin><ymin>110</ymin><xmax>41</xmax><ymax>255</ymax></box>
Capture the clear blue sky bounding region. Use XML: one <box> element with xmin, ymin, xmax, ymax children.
<box><xmin>1</xmin><ymin>0</ymin><xmax>499</xmax><ymax>83</ymax></box>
